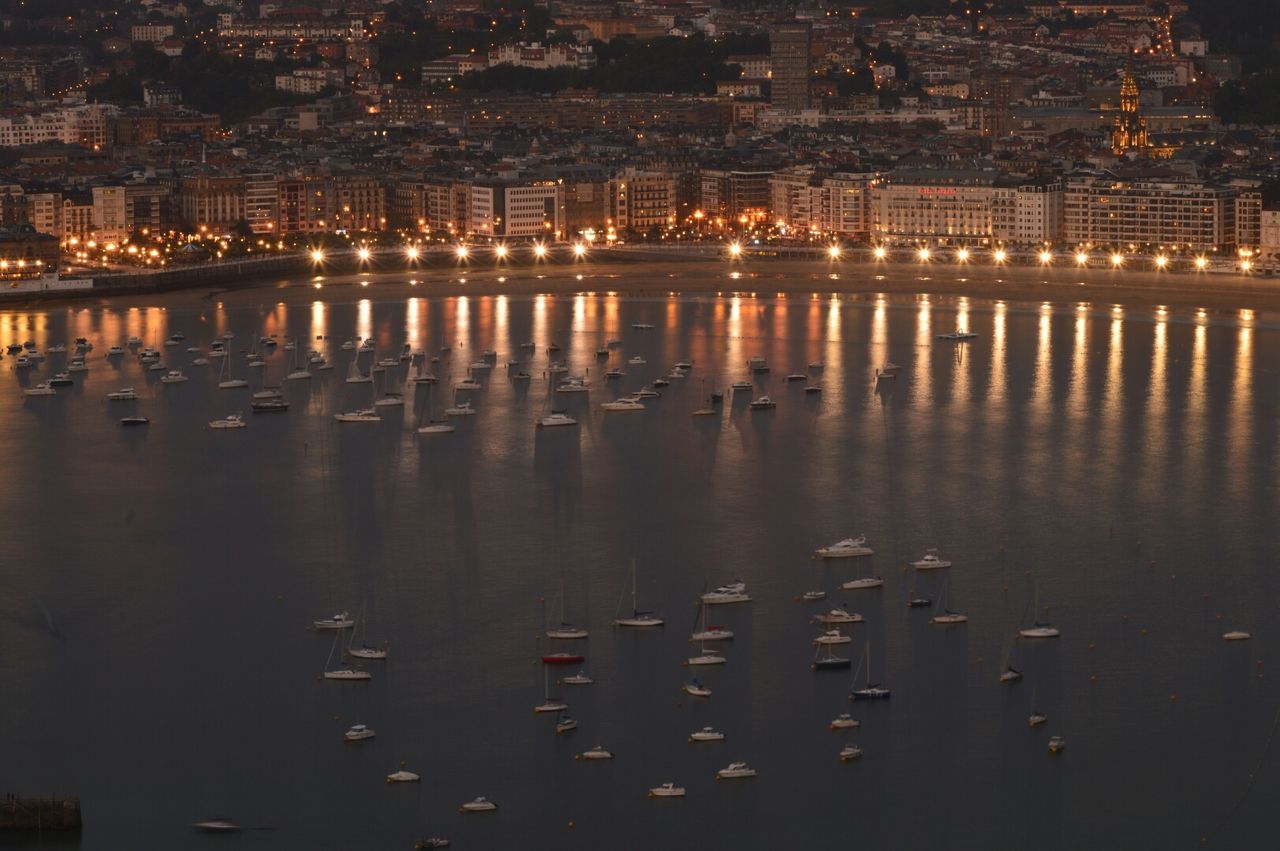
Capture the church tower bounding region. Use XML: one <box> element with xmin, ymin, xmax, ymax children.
<box><xmin>1111</xmin><ymin>62</ymin><xmax>1149</xmax><ymax>155</ymax></box>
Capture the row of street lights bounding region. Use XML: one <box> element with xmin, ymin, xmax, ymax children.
<box><xmin>309</xmin><ymin>241</ymin><xmax>591</xmax><ymax>266</ymax></box>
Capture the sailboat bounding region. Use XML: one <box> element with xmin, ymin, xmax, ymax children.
<box><xmin>546</xmin><ymin>580</ymin><xmax>589</xmax><ymax>640</ymax></box>
<box><xmin>345</xmin><ymin>604</ymin><xmax>388</xmax><ymax>659</ymax></box>
<box><xmin>335</xmin><ymin>373</ymin><xmax>380</xmax><ymax>422</ymax></box>
<box><xmin>323</xmin><ymin>630</ymin><xmax>371</xmax><ymax>681</ymax></box>
<box><xmin>689</xmin><ymin>597</ymin><xmax>733</xmax><ymax>642</ymax></box>
<box><xmin>691</xmin><ymin>379</ymin><xmax>716</xmax><ymax>416</ymax></box>
<box><xmin>812</xmin><ymin>642</ymin><xmax>852</xmax><ymax>671</ymax></box>
<box><xmin>849</xmin><ymin>641</ymin><xmax>890</xmax><ymax>700</ymax></box>
<box><xmin>416</xmin><ymin>382</ymin><xmax>455</xmax><ymax>435</ymax></box>
<box><xmin>1019</xmin><ymin>582</ymin><xmax>1060</xmax><ymax>638</ymax></box>
<box><xmin>614</xmin><ymin>560</ymin><xmax>663</xmax><ymax>627</ymax></box>
<box><xmin>534</xmin><ymin>667</ymin><xmax>568</xmax><ymax>714</ymax></box>
<box><xmin>929</xmin><ymin>577</ymin><xmax>969</xmax><ymax>625</ymax></box>
<box><xmin>345</xmin><ymin>350</ymin><xmax>372</xmax><ymax>384</ymax></box>
<box><xmin>217</xmin><ymin>348</ymin><xmax>248</xmax><ymax>389</ymax></box>
<box><xmin>286</xmin><ymin>337</ymin><xmax>311</xmax><ymax>380</ymax></box>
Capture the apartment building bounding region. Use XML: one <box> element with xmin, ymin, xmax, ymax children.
<box><xmin>1063</xmin><ymin>173</ymin><xmax>1239</xmax><ymax>250</ymax></box>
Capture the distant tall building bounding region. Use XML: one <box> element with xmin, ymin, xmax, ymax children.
<box><xmin>771</xmin><ymin>22</ymin><xmax>811</xmax><ymax>112</ymax></box>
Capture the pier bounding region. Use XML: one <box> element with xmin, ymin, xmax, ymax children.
<box><xmin>0</xmin><ymin>795</ymin><xmax>82</xmax><ymax>832</ymax></box>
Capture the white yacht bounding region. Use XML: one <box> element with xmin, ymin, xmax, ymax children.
<box><xmin>106</xmin><ymin>345</ymin><xmax>124</xmax><ymax>356</ymax></box>
<box><xmin>386</xmin><ymin>770</ymin><xmax>420</xmax><ymax>783</ymax></box>
<box><xmin>314</xmin><ymin>612</ymin><xmax>355</xmax><ymax>630</ymax></box>
<box><xmin>841</xmin><ymin>577</ymin><xmax>885</xmax><ymax>590</ymax></box>
<box><xmin>24</xmin><ymin>382</ymin><xmax>56</xmax><ymax>396</ymax></box>
<box><xmin>813</xmin><ymin>629</ymin><xmax>852</xmax><ymax>646</ymax></box>
<box><xmin>537</xmin><ymin>412</ymin><xmax>578</xmax><ymax>428</ymax></box>
<box><xmin>286</xmin><ymin>369</ymin><xmax>312</xmax><ymax>381</ymax></box>
<box><xmin>192</xmin><ymin>357</ymin><xmax>209</xmax><ymax>366</ymax></box>
<box><xmin>749</xmin><ymin>396</ymin><xmax>776</xmax><ymax>410</ymax></box>
<box><xmin>632</xmin><ymin>323</ymin><xmax>655</xmax><ymax>330</ymax></box>
<box><xmin>107</xmin><ymin>388</ymin><xmax>139</xmax><ymax>401</ymax></box>
<box><xmin>648</xmin><ymin>783</ymin><xmax>685</xmax><ymax>798</ymax></box>
<box><xmin>813</xmin><ymin>607</ymin><xmax>863</xmax><ymax>624</ymax></box>
<box><xmin>800</xmin><ymin>590</ymin><xmax>827</xmax><ymax>602</ymax></box>
<box><xmin>556</xmin><ymin>378</ymin><xmax>590</xmax><ymax>393</ymax></box>
<box><xmin>577</xmin><ymin>746</ymin><xmax>613</xmax><ymax>760</ymax></box>
<box><xmin>829</xmin><ymin>714</ymin><xmax>860</xmax><ymax>730</ymax></box>
<box><xmin>459</xmin><ymin>798</ymin><xmax>497</xmax><ymax>812</ymax></box>
<box><xmin>730</xmin><ymin>380</ymin><xmax>753</xmax><ymax>392</ymax></box>
<box><xmin>374</xmin><ymin>395</ymin><xmax>404</xmax><ymax>408</ymax></box>
<box><xmin>1224</xmin><ymin>630</ymin><xmax>1252</xmax><ymax>641</ymax></box>
<box><xmin>456</xmin><ymin>378</ymin><xmax>482</xmax><ymax>391</ymax></box>
<box><xmin>839</xmin><ymin>745</ymin><xmax>864</xmax><ymax>762</ymax></box>
<box><xmin>930</xmin><ymin>611</ymin><xmax>969</xmax><ymax>625</ymax></box>
<box><xmin>218</xmin><ymin>379</ymin><xmax>248</xmax><ymax>389</ymax></box>
<box><xmin>1019</xmin><ymin>625</ymin><xmax>1060</xmax><ymax>639</ymax></box>
<box><xmin>628</xmin><ymin>356</ymin><xmax>646</xmax><ymax>365</ymax></box>
<box><xmin>160</xmin><ymin>370</ymin><xmax>188</xmax><ymax>384</ymax></box>
<box><xmin>911</xmin><ymin>549</ymin><xmax>952</xmax><ymax>569</ymax></box>
<box><xmin>816</xmin><ymin>536</ymin><xmax>874</xmax><ymax>558</ymax></box>
<box><xmin>688</xmin><ymin>727</ymin><xmax>725</xmax><ymax>743</ymax></box>
<box><xmin>937</xmin><ymin>331</ymin><xmax>980</xmax><ymax>341</ymax></box>
<box><xmin>46</xmin><ymin>343</ymin><xmax>66</xmax><ymax>354</ymax></box>
<box><xmin>252</xmin><ymin>388</ymin><xmax>283</xmax><ymax>400</ymax></box>
<box><xmin>417</xmin><ymin>421</ymin><xmax>455</xmax><ymax>435</ymax></box>
<box><xmin>334</xmin><ymin>409</ymin><xmax>380</xmax><ymax>423</ymax></box>
<box><xmin>344</xmin><ymin>724</ymin><xmax>376</xmax><ymax>742</ymax></box>
<box><xmin>634</xmin><ymin>387</ymin><xmax>660</xmax><ymax>398</ymax></box>
<box><xmin>67</xmin><ymin>359</ymin><xmax>88</xmax><ymax>372</ymax></box>
<box><xmin>716</xmin><ymin>762</ymin><xmax>756</xmax><ymax>780</ymax></box>
<box><xmin>324</xmin><ymin>668</ymin><xmax>372</xmax><ymax>681</ymax></box>
<box><xmin>600</xmin><ymin>398</ymin><xmax>644</xmax><ymax>412</ymax></box>
<box><xmin>561</xmin><ymin>671</ymin><xmax>594</xmax><ymax>685</ymax></box>
<box><xmin>445</xmin><ymin>402</ymin><xmax>475</xmax><ymax>416</ymax></box>
<box><xmin>701</xmin><ymin>582</ymin><xmax>751</xmax><ymax>605</ymax></box>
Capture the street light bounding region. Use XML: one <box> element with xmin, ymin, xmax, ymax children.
<box><xmin>827</xmin><ymin>244</ymin><xmax>841</xmax><ymax>260</ymax></box>
<box><xmin>406</xmin><ymin>245</ymin><xmax>419</xmax><ymax>261</ymax></box>
<box><xmin>956</xmin><ymin>247</ymin><xmax>969</xmax><ymax>262</ymax></box>
<box><xmin>917</xmin><ymin>247</ymin><xmax>931</xmax><ymax>261</ymax></box>
<box><xmin>455</xmin><ymin>245</ymin><xmax>469</xmax><ymax>260</ymax></box>
<box><xmin>1154</xmin><ymin>255</ymin><xmax>1168</xmax><ymax>269</ymax></box>
<box><xmin>357</xmin><ymin>247</ymin><xmax>371</xmax><ymax>262</ymax></box>
<box><xmin>1111</xmin><ymin>253</ymin><xmax>1124</xmax><ymax>267</ymax></box>
<box><xmin>1039</xmin><ymin>250</ymin><xmax>1053</xmax><ymax>265</ymax></box>
<box><xmin>993</xmin><ymin>249</ymin><xmax>1007</xmax><ymax>264</ymax></box>
<box><xmin>495</xmin><ymin>244</ymin><xmax>508</xmax><ymax>260</ymax></box>
<box><xmin>310</xmin><ymin>249</ymin><xmax>324</xmax><ymax>263</ymax></box>
<box><xmin>1194</xmin><ymin>256</ymin><xmax>1207</xmax><ymax>270</ymax></box>
<box><xmin>1075</xmin><ymin>251</ymin><xmax>1088</xmax><ymax>266</ymax></box>
<box><xmin>573</xmin><ymin>243</ymin><xmax>586</xmax><ymax>258</ymax></box>
<box><xmin>728</xmin><ymin>241</ymin><xmax>742</xmax><ymax>258</ymax></box>
<box><xmin>533</xmin><ymin>242</ymin><xmax>547</xmax><ymax>259</ymax></box>
<box><xmin>873</xmin><ymin>245</ymin><xmax>887</xmax><ymax>260</ymax></box>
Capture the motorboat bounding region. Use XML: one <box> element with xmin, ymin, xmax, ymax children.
<box><xmin>851</xmin><ymin>684</ymin><xmax>890</xmax><ymax>700</ymax></box>
<box><xmin>121</xmin><ymin>416</ymin><xmax>150</xmax><ymax>427</ymax></box>
<box><xmin>520</xmin><ymin>341</ymin><xmax>536</xmax><ymax>349</ymax></box>
<box><xmin>127</xmin><ymin>336</ymin><xmax>142</xmax><ymax>346</ymax></box>
<box><xmin>674</xmin><ymin>360</ymin><xmax>692</xmax><ymax>370</ymax></box>
<box><xmin>634</xmin><ymin>387</ymin><xmax>660</xmax><ymax>399</ymax></box>
<box><xmin>67</xmin><ymin>359</ymin><xmax>88</xmax><ymax>372</ymax></box>
<box><xmin>335</xmin><ymin>408</ymin><xmax>380</xmax><ymax>423</ymax></box>
<box><xmin>1029</xmin><ymin>712</ymin><xmax>1048</xmax><ymax>728</ymax></box>
<box><xmin>252</xmin><ymin>388</ymin><xmax>283</xmax><ymax>400</ymax></box>
<box><xmin>747</xmin><ymin>356</ymin><xmax>768</xmax><ymax>373</ymax></box>
<box><xmin>813</xmin><ymin>608</ymin><xmax>863</xmax><ymax>624</ymax></box>
<box><xmin>937</xmin><ymin>331</ymin><xmax>980</xmax><ymax>341</ymax></box>
<box><xmin>1048</xmin><ymin>736</ymin><xmax>1066</xmax><ymax>754</ymax></box>
<box><xmin>785</xmin><ymin>373</ymin><xmax>806</xmax><ymax>381</ymax></box>
<box><xmin>445</xmin><ymin>402</ymin><xmax>475</xmax><ymax>416</ymax></box>
<box><xmin>542</xmin><ymin>652</ymin><xmax>585</xmax><ymax>665</ymax></box>
<box><xmin>286</xmin><ymin>369</ymin><xmax>312</xmax><ymax>381</ymax></box>
<box><xmin>596</xmin><ymin>347</ymin><xmax>609</xmax><ymax>358</ymax></box>
<box><xmin>692</xmin><ymin>407</ymin><xmax>716</xmax><ymax>417</ymax></box>
<box><xmin>651</xmin><ymin>377</ymin><xmax>669</xmax><ymax>388</ymax></box>
<box><xmin>455</xmin><ymin>378</ymin><xmax>482</xmax><ymax>391</ymax></box>
<box><xmin>107</xmin><ymin>346</ymin><xmax>124</xmax><ymax>356</ymax></box>
<box><xmin>417</xmin><ymin>421</ymin><xmax>455</xmax><ymax>435</ymax></box>
<box><xmin>46</xmin><ymin>343</ymin><xmax>67</xmax><ymax>354</ymax></box>
<box><xmin>340</xmin><ymin>340</ymin><xmax>356</xmax><ymax>351</ymax></box>
<box><xmin>701</xmin><ymin>582</ymin><xmax>750</xmax><ymax>605</ymax></box>
<box><xmin>160</xmin><ymin>370</ymin><xmax>188</xmax><ymax>384</ymax></box>
<box><xmin>192</xmin><ymin>819</ymin><xmax>240</xmax><ymax>833</ymax></box>
<box><xmin>930</xmin><ymin>611</ymin><xmax>969</xmax><ymax>625</ymax></box>
<box><xmin>684</xmin><ymin>649</ymin><xmax>726</xmax><ymax>667</ymax></box>
<box><xmin>218</xmin><ymin>379</ymin><xmax>248</xmax><ymax>389</ymax></box>
<box><xmin>682</xmin><ymin>680</ymin><xmax>712</xmax><ymax>698</ymax></box>
<box><xmin>716</xmin><ymin>762</ymin><xmax>757</xmax><ymax>780</ymax></box>
<box><xmin>648</xmin><ymin>783</ymin><xmax>684</xmax><ymax>798</ymax></box>
<box><xmin>688</xmin><ymin>727</ymin><xmax>724</xmax><ymax>743</ymax></box>
<box><xmin>816</xmin><ymin>536</ymin><xmax>874</xmax><ymax>558</ymax></box>
<box><xmin>813</xmin><ymin>629</ymin><xmax>852</xmax><ymax>646</ymax></box>
<box><xmin>749</xmin><ymin>396</ymin><xmax>776</xmax><ymax>410</ymax></box>
<box><xmin>380</xmin><ymin>358</ymin><xmax>401</xmax><ymax>369</ymax></box>
<box><xmin>314</xmin><ymin>612</ymin><xmax>355</xmax><ymax>630</ymax></box>
<box><xmin>324</xmin><ymin>668</ymin><xmax>372</xmax><ymax>681</ymax></box>
<box><xmin>24</xmin><ymin>382</ymin><xmax>55</xmax><ymax>396</ymax></box>
<box><xmin>1019</xmin><ymin>625</ymin><xmax>1060</xmax><ymax>639</ymax></box>
<box><xmin>192</xmin><ymin>358</ymin><xmax>209</xmax><ymax>366</ymax></box>
<box><xmin>804</xmin><ymin>385</ymin><xmax>823</xmax><ymax>394</ymax></box>
<box><xmin>511</xmin><ymin>372</ymin><xmax>530</xmax><ymax>381</ymax></box>
<box><xmin>577</xmin><ymin>746</ymin><xmax>613</xmax><ymax>760</ymax></box>
<box><xmin>628</xmin><ymin>356</ymin><xmax>646</xmax><ymax>365</ymax></box>
<box><xmin>632</xmin><ymin>323</ymin><xmax>655</xmax><ymax>330</ymax></box>
<box><xmin>561</xmin><ymin>671</ymin><xmax>594</xmax><ymax>685</ymax></box>
<box><xmin>48</xmin><ymin>373</ymin><xmax>74</xmax><ymax>386</ymax></box>
<box><xmin>386</xmin><ymin>770</ymin><xmax>420</xmax><ymax>783</ymax></box>
<box><xmin>413</xmin><ymin>372</ymin><xmax>438</xmax><ymax>384</ymax></box>
<box><xmin>999</xmin><ymin>667</ymin><xmax>1023</xmax><ymax>684</ymax></box>
<box><xmin>839</xmin><ymin>745</ymin><xmax>864</xmax><ymax>762</ymax></box>
<box><xmin>907</xmin><ymin>598</ymin><xmax>932</xmax><ymax>608</ymax></box>
<box><xmin>800</xmin><ymin>590</ymin><xmax>826</xmax><ymax>602</ymax></box>
<box><xmin>459</xmin><ymin>798</ymin><xmax>497</xmax><ymax>813</ymax></box>
<box><xmin>555</xmin><ymin>714</ymin><xmax>578</xmax><ymax>734</ymax></box>
<box><xmin>604</xmin><ymin>368</ymin><xmax>625</xmax><ymax>379</ymax></box>
<box><xmin>107</xmin><ymin>388</ymin><xmax>139</xmax><ymax>401</ymax></box>
<box><xmin>147</xmin><ymin>361</ymin><xmax>167</xmax><ymax>372</ymax></box>
<box><xmin>830</xmin><ymin>714</ymin><xmax>860</xmax><ymax>730</ymax></box>
<box><xmin>601</xmin><ymin>398</ymin><xmax>644</xmax><ymax>412</ymax></box>
<box><xmin>344</xmin><ymin>724</ymin><xmax>376</xmax><ymax>742</ymax></box>
<box><xmin>911</xmin><ymin>549</ymin><xmax>952</xmax><ymax>569</ymax></box>
<box><xmin>841</xmin><ymin>577</ymin><xmax>885</xmax><ymax>590</ymax></box>
<box><xmin>538</xmin><ymin>412</ymin><xmax>578</xmax><ymax>428</ymax></box>
<box><xmin>1224</xmin><ymin>630</ymin><xmax>1252</xmax><ymax>641</ymax></box>
<box><xmin>13</xmin><ymin>355</ymin><xmax>31</xmax><ymax>368</ymax></box>
<box><xmin>250</xmin><ymin>399</ymin><xmax>289</xmax><ymax>413</ymax></box>
<box><xmin>548</xmin><ymin>362</ymin><xmax>568</xmax><ymax>374</ymax></box>
<box><xmin>374</xmin><ymin>394</ymin><xmax>404</xmax><ymax>408</ymax></box>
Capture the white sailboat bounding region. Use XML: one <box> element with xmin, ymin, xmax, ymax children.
<box><xmin>849</xmin><ymin>640</ymin><xmax>890</xmax><ymax>700</ymax></box>
<box><xmin>1018</xmin><ymin>583</ymin><xmax>1060</xmax><ymax>638</ymax></box>
<box><xmin>614</xmin><ymin>560</ymin><xmax>663</xmax><ymax>627</ymax></box>
<box><xmin>534</xmin><ymin>667</ymin><xmax>569</xmax><ymax>714</ymax></box>
<box><xmin>323</xmin><ymin>629</ymin><xmax>371</xmax><ymax>681</ymax></box>
<box><xmin>689</xmin><ymin>598</ymin><xmax>734</xmax><ymax>642</ymax></box>
<box><xmin>286</xmin><ymin>338</ymin><xmax>312</xmax><ymax>380</ymax></box>
<box><xmin>546</xmin><ymin>580</ymin><xmax>589</xmax><ymax>640</ymax></box>
<box><xmin>345</xmin><ymin>605</ymin><xmax>388</xmax><ymax>659</ymax></box>
<box><xmin>929</xmin><ymin>577</ymin><xmax>969</xmax><ymax>625</ymax></box>
<box><xmin>217</xmin><ymin>349</ymin><xmax>248</xmax><ymax>389</ymax></box>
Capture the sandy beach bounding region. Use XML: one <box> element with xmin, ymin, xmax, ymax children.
<box><xmin>38</xmin><ymin>255</ymin><xmax>1280</xmax><ymax>324</ymax></box>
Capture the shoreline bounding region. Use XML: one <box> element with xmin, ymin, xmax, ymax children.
<box><xmin>18</xmin><ymin>255</ymin><xmax>1280</xmax><ymax>323</ymax></box>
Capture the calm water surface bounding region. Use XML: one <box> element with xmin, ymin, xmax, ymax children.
<box><xmin>1</xmin><ymin>282</ymin><xmax>1278</xmax><ymax>850</ymax></box>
